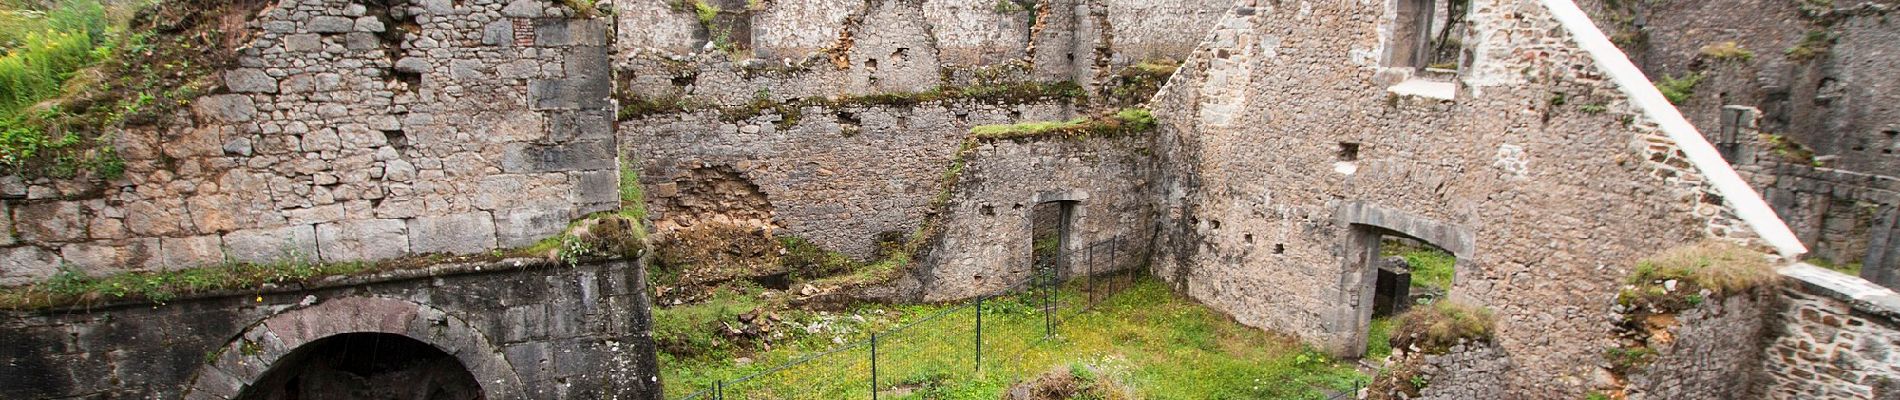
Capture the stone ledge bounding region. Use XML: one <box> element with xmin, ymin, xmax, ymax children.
<box><xmin>2</xmin><ymin>257</ymin><xmax>629</xmax><ymax>315</ymax></box>
<box><xmin>1782</xmin><ymin>262</ymin><xmax>1900</xmax><ymax>319</ymax></box>
<box><xmin>1386</xmin><ymin>78</ymin><xmax>1456</xmax><ymax>101</ymax></box>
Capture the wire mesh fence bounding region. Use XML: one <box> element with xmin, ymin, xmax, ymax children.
<box><xmin>673</xmin><ymin>236</ymin><xmax>1141</xmax><ymax>400</ymax></box>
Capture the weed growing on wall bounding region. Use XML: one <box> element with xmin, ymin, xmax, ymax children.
<box><xmin>0</xmin><ymin>248</ymin><xmax>371</xmax><ymax>309</ymax></box>
<box><xmin>1698</xmin><ymin>41</ymin><xmax>1756</xmax><ymax>63</ymax></box>
<box><xmin>1654</xmin><ymin>73</ymin><xmax>1704</xmax><ymax>105</ymax></box>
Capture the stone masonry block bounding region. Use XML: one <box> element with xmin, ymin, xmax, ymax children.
<box><xmin>308</xmin><ymin>16</ymin><xmax>354</xmax><ymax>33</ymax></box>
<box><xmin>534</xmin><ymin>19</ymin><xmax>569</xmax><ymax>47</ymax></box>
<box><xmin>549</xmin><ymin>109</ymin><xmax>613</xmax><ymax>142</ymax></box>
<box><xmin>528</xmin><ymin>79</ymin><xmax>579</xmax><ymax>110</ymax></box>
<box><xmin>500</xmin><ymin>140</ymin><xmax>615</xmax><ymax>173</ymax></box>
<box><xmin>157</xmin><ymin>235</ymin><xmax>224</xmax><ymax>271</ymax></box>
<box><xmin>407</xmin><ymin>212</ymin><xmax>498</xmax><ymax>255</ymax></box>
<box><xmin>316</xmin><ymin>219</ymin><xmax>409</xmax><ymax>262</ymax></box>
<box><xmin>495</xmin><ymin>207</ymin><xmax>571</xmax><ymax>248</ymax></box>
<box><xmin>572</xmin><ymin>170</ymin><xmax>619</xmax><ymax>214</ymax></box>
<box><xmin>15</xmin><ymin>201</ymin><xmax>87</xmax><ymax>243</ymax></box>
<box><xmin>0</xmin><ymin>246</ymin><xmax>59</xmax><ymax>286</ymax></box>
<box><xmin>222</xmin><ymin>225</ymin><xmax>319</xmax><ymax>264</ymax></box>
<box><xmin>223</xmin><ymin>69</ymin><xmax>278</xmax><ymax>93</ymax></box>
<box><xmin>59</xmin><ymin>239</ymin><xmax>160</xmax><ymax>274</ymax></box>
<box><xmin>1</xmin><ymin>201</ymin><xmax>12</xmax><ymax>246</ymax></box>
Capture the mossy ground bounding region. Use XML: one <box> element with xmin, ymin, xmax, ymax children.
<box><xmin>658</xmin><ymin>276</ymin><xmax>1364</xmax><ymax>400</ymax></box>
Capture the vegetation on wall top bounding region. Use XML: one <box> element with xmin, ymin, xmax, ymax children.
<box><xmin>1</xmin><ymin>0</ymin><xmax>255</xmax><ymax>180</ymax></box>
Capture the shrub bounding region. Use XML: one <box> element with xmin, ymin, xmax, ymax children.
<box><xmin>1654</xmin><ymin>73</ymin><xmax>1704</xmax><ymax>105</ymax></box>
<box><xmin>1390</xmin><ymin>300</ymin><xmax>1495</xmax><ymax>354</ymax></box>
<box><xmin>1627</xmin><ymin>240</ymin><xmax>1776</xmax><ymax>296</ymax></box>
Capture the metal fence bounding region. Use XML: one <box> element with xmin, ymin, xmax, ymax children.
<box><xmin>674</xmin><ymin>236</ymin><xmax>1142</xmax><ymax>400</ymax></box>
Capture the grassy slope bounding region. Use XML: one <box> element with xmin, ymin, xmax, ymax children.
<box><xmin>659</xmin><ymin>277</ymin><xmax>1364</xmax><ymax>400</ymax></box>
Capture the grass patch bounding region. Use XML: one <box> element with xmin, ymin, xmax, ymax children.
<box><xmin>1389</xmin><ymin>300</ymin><xmax>1494</xmax><ymax>354</ymax></box>
<box><xmin>1804</xmin><ymin>257</ymin><xmax>1862</xmax><ymax>277</ymax></box>
<box><xmin>0</xmin><ymin>251</ymin><xmax>371</xmax><ymax>309</ymax></box>
<box><xmin>1786</xmin><ymin>29</ymin><xmax>1833</xmax><ymax>61</ymax></box>
<box><xmin>660</xmin><ymin>276</ymin><xmax>1365</xmax><ymax>399</ymax></box>
<box><xmin>1365</xmin><ymin>317</ymin><xmax>1395</xmax><ymax>360</ymax></box>
<box><xmin>1698</xmin><ymin>41</ymin><xmax>1755</xmax><ymax>63</ymax></box>
<box><xmin>968</xmin><ymin>108</ymin><xmax>1156</xmax><ymax>141</ymax></box>
<box><xmin>616</xmin><ymin>81</ymin><xmax>1088</xmax><ymax>123</ymax></box>
<box><xmin>1760</xmin><ymin>133</ymin><xmax>1818</xmax><ymax>165</ymax></box>
<box><xmin>1382</xmin><ymin>243</ymin><xmax>1453</xmax><ymax>293</ymax></box>
<box><xmin>1654</xmin><ymin>72</ymin><xmax>1704</xmax><ymax>105</ymax></box>
<box><xmin>1627</xmin><ymin>241</ymin><xmax>1776</xmax><ymax>295</ymax></box>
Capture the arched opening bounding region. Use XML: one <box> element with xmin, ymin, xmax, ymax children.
<box><xmin>235</xmin><ymin>332</ymin><xmax>485</xmax><ymax>400</ymax></box>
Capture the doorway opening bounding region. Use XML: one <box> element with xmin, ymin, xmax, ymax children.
<box><xmin>1030</xmin><ymin>200</ymin><xmax>1078</xmax><ymax>283</ymax></box>
<box><xmin>235</xmin><ymin>332</ymin><xmax>485</xmax><ymax>400</ymax></box>
<box><xmin>1356</xmin><ymin>228</ymin><xmax>1458</xmax><ymax>358</ymax></box>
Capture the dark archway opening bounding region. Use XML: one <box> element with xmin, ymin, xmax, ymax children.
<box><xmin>1030</xmin><ymin>201</ymin><xmax>1078</xmax><ymax>281</ymax></box>
<box><xmin>235</xmin><ymin>332</ymin><xmax>485</xmax><ymax>400</ymax></box>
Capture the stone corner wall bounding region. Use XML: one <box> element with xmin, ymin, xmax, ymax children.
<box><xmin>0</xmin><ymin>0</ymin><xmax>618</xmax><ymax>287</ymax></box>
<box><xmin>1760</xmin><ymin>265</ymin><xmax>1900</xmax><ymax>399</ymax></box>
<box><xmin>1625</xmin><ymin>287</ymin><xmax>1774</xmax><ymax>399</ymax></box>
<box><xmin>1398</xmin><ymin>343</ymin><xmax>1513</xmax><ymax>400</ymax></box>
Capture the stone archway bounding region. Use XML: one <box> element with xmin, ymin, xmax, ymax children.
<box><xmin>183</xmin><ymin>296</ymin><xmax>525</xmax><ymax>399</ymax></box>
<box><xmin>1333</xmin><ymin>201</ymin><xmax>1477</xmax><ymax>358</ymax></box>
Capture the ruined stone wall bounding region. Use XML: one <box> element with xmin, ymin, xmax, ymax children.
<box><xmin>1587</xmin><ymin>0</ymin><xmax>1900</xmax><ymax>172</ymax></box>
<box><xmin>1746</xmin><ymin>161</ymin><xmax>1900</xmax><ymax>288</ymax></box>
<box><xmin>611</xmin><ymin>0</ymin><xmax>1219</xmax><ymax>268</ymax></box>
<box><xmin>1144</xmin><ymin>0</ymin><xmax>1764</xmax><ymax>396</ymax></box>
<box><xmin>1760</xmin><ymin>265</ymin><xmax>1900</xmax><ymax>400</ymax></box>
<box><xmin>905</xmin><ymin>134</ymin><xmax>1156</xmax><ymax>301</ymax></box>
<box><xmin>1624</xmin><ymin>290</ymin><xmax>1774</xmax><ymax>399</ymax></box>
<box><xmin>0</xmin><ymin>0</ymin><xmax>617</xmax><ymax>286</ymax></box>
<box><xmin>622</xmin><ymin>102</ymin><xmax>1076</xmax><ymax>260</ymax></box>
<box><xmin>1408</xmin><ymin>344</ymin><xmax>1512</xmax><ymax>400</ymax></box>
<box><xmin>0</xmin><ymin>259</ymin><xmax>659</xmax><ymax>399</ymax></box>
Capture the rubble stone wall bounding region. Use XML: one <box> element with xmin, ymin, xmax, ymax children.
<box><xmin>907</xmin><ymin>134</ymin><xmax>1157</xmax><ymax>301</ymax></box>
<box><xmin>1761</xmin><ymin>266</ymin><xmax>1900</xmax><ymax>400</ymax></box>
<box><xmin>1625</xmin><ymin>289</ymin><xmax>1774</xmax><ymax>399</ymax></box>
<box><xmin>1143</xmin><ymin>0</ymin><xmax>1762</xmax><ymax>396</ymax></box>
<box><xmin>0</xmin><ymin>0</ymin><xmax>618</xmax><ymax>286</ymax></box>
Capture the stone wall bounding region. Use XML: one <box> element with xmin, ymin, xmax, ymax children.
<box><xmin>1761</xmin><ymin>264</ymin><xmax>1900</xmax><ymax>400</ymax></box>
<box><xmin>1409</xmin><ymin>344</ymin><xmax>1512</xmax><ymax>400</ymax></box>
<box><xmin>0</xmin><ymin>258</ymin><xmax>659</xmax><ymax>399</ymax></box>
<box><xmin>1746</xmin><ymin>161</ymin><xmax>1900</xmax><ymax>289</ymax></box>
<box><xmin>0</xmin><ymin>0</ymin><xmax>618</xmax><ymax>286</ymax></box>
<box><xmin>1625</xmin><ymin>289</ymin><xmax>1774</xmax><ymax>399</ymax></box>
<box><xmin>622</xmin><ymin>102</ymin><xmax>1077</xmax><ymax>260</ymax></box>
<box><xmin>1143</xmin><ymin>0</ymin><xmax>1766</xmax><ymax>396</ymax></box>
<box><xmin>903</xmin><ymin>133</ymin><xmax>1157</xmax><ymax>301</ymax></box>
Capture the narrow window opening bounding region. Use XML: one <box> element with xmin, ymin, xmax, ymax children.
<box><xmin>1338</xmin><ymin>142</ymin><xmax>1361</xmax><ymax>161</ymax></box>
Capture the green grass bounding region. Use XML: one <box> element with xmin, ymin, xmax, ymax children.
<box><xmin>0</xmin><ymin>251</ymin><xmax>371</xmax><ymax>309</ymax></box>
<box><xmin>1805</xmin><ymin>257</ymin><xmax>1862</xmax><ymax>277</ymax></box>
<box><xmin>1366</xmin><ymin>317</ymin><xmax>1395</xmax><ymax>360</ymax></box>
<box><xmin>660</xmin><ymin>277</ymin><xmax>1364</xmax><ymax>399</ymax></box>
<box><xmin>1389</xmin><ymin>300</ymin><xmax>1494</xmax><ymax>355</ymax></box>
<box><xmin>1383</xmin><ymin>244</ymin><xmax>1454</xmax><ymax>293</ymax></box>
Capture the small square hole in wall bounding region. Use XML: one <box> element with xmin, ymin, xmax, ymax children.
<box><xmin>980</xmin><ymin>205</ymin><xmax>995</xmax><ymax>216</ymax></box>
<box><xmin>1244</xmin><ymin>234</ymin><xmax>1254</xmax><ymax>244</ymax></box>
<box><xmin>1273</xmin><ymin>244</ymin><xmax>1286</xmax><ymax>254</ymax></box>
<box><xmin>1338</xmin><ymin>142</ymin><xmax>1361</xmax><ymax>161</ymax></box>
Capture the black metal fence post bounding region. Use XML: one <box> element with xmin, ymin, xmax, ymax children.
<box><xmin>714</xmin><ymin>381</ymin><xmax>723</xmax><ymax>400</ymax></box>
<box><xmin>975</xmin><ymin>296</ymin><xmax>984</xmax><ymax>372</ymax></box>
<box><xmin>1087</xmin><ymin>242</ymin><xmax>1096</xmax><ymax>307</ymax></box>
<box><xmin>870</xmin><ymin>333</ymin><xmax>879</xmax><ymax>400</ymax></box>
